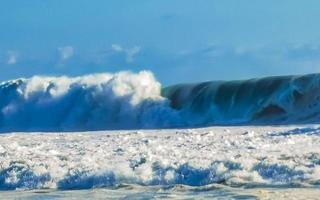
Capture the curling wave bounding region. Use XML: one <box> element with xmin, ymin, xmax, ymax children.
<box><xmin>1</xmin><ymin>71</ymin><xmax>320</xmax><ymax>131</ymax></box>
<box><xmin>163</xmin><ymin>73</ymin><xmax>320</xmax><ymax>126</ymax></box>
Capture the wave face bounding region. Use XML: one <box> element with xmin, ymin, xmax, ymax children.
<box><xmin>1</xmin><ymin>71</ymin><xmax>320</xmax><ymax>131</ymax></box>
<box><xmin>162</xmin><ymin>73</ymin><xmax>320</xmax><ymax>126</ymax></box>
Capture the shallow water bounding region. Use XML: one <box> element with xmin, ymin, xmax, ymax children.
<box><xmin>2</xmin><ymin>185</ymin><xmax>320</xmax><ymax>200</ymax></box>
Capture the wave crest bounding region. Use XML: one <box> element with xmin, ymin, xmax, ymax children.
<box><xmin>0</xmin><ymin>71</ymin><xmax>180</xmax><ymax>131</ymax></box>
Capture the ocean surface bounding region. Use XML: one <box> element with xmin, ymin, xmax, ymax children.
<box><xmin>0</xmin><ymin>72</ymin><xmax>320</xmax><ymax>199</ymax></box>
<box><xmin>2</xmin><ymin>185</ymin><xmax>320</xmax><ymax>199</ymax></box>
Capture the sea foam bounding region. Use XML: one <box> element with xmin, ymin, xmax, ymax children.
<box><xmin>0</xmin><ymin>126</ymin><xmax>319</xmax><ymax>190</ymax></box>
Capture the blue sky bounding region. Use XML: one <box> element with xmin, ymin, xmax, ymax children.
<box><xmin>1</xmin><ymin>0</ymin><xmax>320</xmax><ymax>85</ymax></box>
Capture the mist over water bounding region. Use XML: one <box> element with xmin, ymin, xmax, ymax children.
<box><xmin>1</xmin><ymin>71</ymin><xmax>320</xmax><ymax>131</ymax></box>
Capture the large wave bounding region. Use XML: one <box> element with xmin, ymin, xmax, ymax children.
<box><xmin>0</xmin><ymin>71</ymin><xmax>180</xmax><ymax>131</ymax></box>
<box><xmin>1</xmin><ymin>71</ymin><xmax>320</xmax><ymax>131</ymax></box>
<box><xmin>163</xmin><ymin>73</ymin><xmax>320</xmax><ymax>126</ymax></box>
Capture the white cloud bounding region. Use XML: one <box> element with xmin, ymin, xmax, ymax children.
<box><xmin>111</xmin><ymin>44</ymin><xmax>141</xmax><ymax>63</ymax></box>
<box><xmin>7</xmin><ymin>50</ymin><xmax>18</xmax><ymax>65</ymax></box>
<box><xmin>58</xmin><ymin>46</ymin><xmax>74</xmax><ymax>61</ymax></box>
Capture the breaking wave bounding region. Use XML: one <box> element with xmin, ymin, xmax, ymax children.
<box><xmin>0</xmin><ymin>71</ymin><xmax>180</xmax><ymax>131</ymax></box>
<box><xmin>0</xmin><ymin>160</ymin><xmax>311</xmax><ymax>190</ymax></box>
<box><xmin>1</xmin><ymin>71</ymin><xmax>320</xmax><ymax>131</ymax></box>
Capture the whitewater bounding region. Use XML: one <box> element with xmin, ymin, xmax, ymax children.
<box><xmin>0</xmin><ymin>71</ymin><xmax>179</xmax><ymax>131</ymax></box>
<box><xmin>0</xmin><ymin>71</ymin><xmax>320</xmax><ymax>199</ymax></box>
<box><xmin>1</xmin><ymin>126</ymin><xmax>320</xmax><ymax>199</ymax></box>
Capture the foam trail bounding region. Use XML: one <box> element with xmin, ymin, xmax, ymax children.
<box><xmin>0</xmin><ymin>71</ymin><xmax>180</xmax><ymax>131</ymax></box>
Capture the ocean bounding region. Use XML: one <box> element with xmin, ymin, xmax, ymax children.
<box><xmin>0</xmin><ymin>72</ymin><xmax>320</xmax><ymax>199</ymax></box>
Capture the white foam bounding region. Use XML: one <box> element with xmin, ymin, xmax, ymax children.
<box><xmin>0</xmin><ymin>125</ymin><xmax>319</xmax><ymax>190</ymax></box>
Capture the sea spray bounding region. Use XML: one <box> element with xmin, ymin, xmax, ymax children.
<box><xmin>0</xmin><ymin>71</ymin><xmax>180</xmax><ymax>131</ymax></box>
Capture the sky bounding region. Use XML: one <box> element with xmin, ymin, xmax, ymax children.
<box><xmin>1</xmin><ymin>0</ymin><xmax>320</xmax><ymax>86</ymax></box>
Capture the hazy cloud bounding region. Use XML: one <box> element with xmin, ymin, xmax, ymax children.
<box><xmin>7</xmin><ymin>50</ymin><xmax>18</xmax><ymax>65</ymax></box>
<box><xmin>126</xmin><ymin>46</ymin><xmax>141</xmax><ymax>63</ymax></box>
<box><xmin>111</xmin><ymin>44</ymin><xmax>141</xmax><ymax>63</ymax></box>
<box><xmin>58</xmin><ymin>46</ymin><xmax>74</xmax><ymax>61</ymax></box>
<box><xmin>111</xmin><ymin>44</ymin><xmax>123</xmax><ymax>52</ymax></box>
